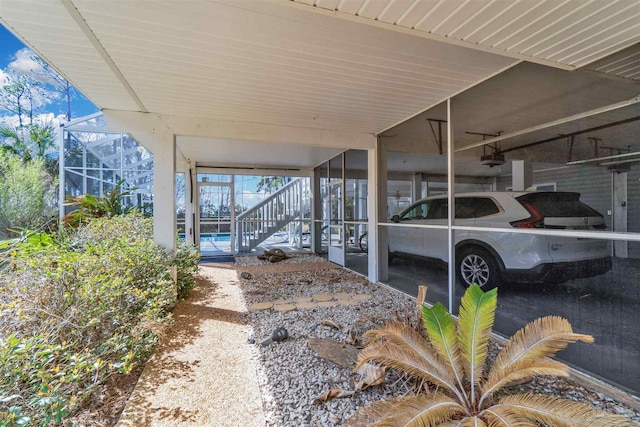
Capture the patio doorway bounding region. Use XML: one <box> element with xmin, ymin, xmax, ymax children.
<box><xmin>196</xmin><ymin>180</ymin><xmax>235</xmax><ymax>256</ymax></box>
<box><xmin>193</xmin><ymin>171</ymin><xmax>313</xmax><ymax>257</ymax></box>
<box><xmin>328</xmin><ymin>179</ymin><xmax>345</xmax><ymax>266</ymax></box>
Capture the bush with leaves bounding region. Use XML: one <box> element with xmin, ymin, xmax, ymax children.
<box><xmin>0</xmin><ymin>213</ymin><xmax>198</xmax><ymax>426</ymax></box>
<box><xmin>348</xmin><ymin>284</ymin><xmax>633</xmax><ymax>427</ymax></box>
<box><xmin>62</xmin><ymin>180</ymin><xmax>134</xmax><ymax>228</ymax></box>
<box><xmin>0</xmin><ymin>151</ymin><xmax>56</xmax><ymax>239</ymax></box>
<box><xmin>174</xmin><ymin>242</ymin><xmax>200</xmax><ymax>298</ymax></box>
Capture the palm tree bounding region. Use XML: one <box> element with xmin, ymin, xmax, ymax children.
<box><xmin>0</xmin><ymin>121</ymin><xmax>57</xmax><ymax>175</ymax></box>
<box><xmin>348</xmin><ymin>285</ymin><xmax>633</xmax><ymax>426</ymax></box>
<box><xmin>62</xmin><ymin>180</ymin><xmax>134</xmax><ymax>227</ymax></box>
<box><xmin>0</xmin><ymin>125</ymin><xmax>31</xmax><ymax>162</ymax></box>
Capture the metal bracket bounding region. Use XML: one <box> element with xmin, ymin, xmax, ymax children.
<box><xmin>465</xmin><ymin>131</ymin><xmax>503</xmax><ymax>155</ymax></box>
<box><xmin>427</xmin><ymin>118</ymin><xmax>446</xmax><ymax>154</ymax></box>
<box><xmin>567</xmin><ymin>135</ymin><xmax>575</xmax><ymax>163</ymax></box>
<box><xmin>588</xmin><ymin>137</ymin><xmax>602</xmax><ymax>158</ymax></box>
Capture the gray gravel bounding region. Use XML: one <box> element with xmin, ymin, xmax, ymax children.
<box><xmin>235</xmin><ymin>254</ymin><xmax>640</xmax><ymax>426</ymax></box>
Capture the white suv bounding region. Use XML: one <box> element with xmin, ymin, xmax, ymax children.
<box><xmin>388</xmin><ymin>191</ymin><xmax>612</xmax><ymax>289</ymax></box>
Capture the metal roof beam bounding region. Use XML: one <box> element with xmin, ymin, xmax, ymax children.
<box><xmin>455</xmin><ymin>95</ymin><xmax>640</xmax><ymax>153</ymax></box>
<box><xmin>61</xmin><ymin>0</ymin><xmax>147</xmax><ymax>112</ymax></box>
<box><xmin>501</xmin><ymin>116</ymin><xmax>640</xmax><ymax>154</ymax></box>
<box><xmin>102</xmin><ymin>110</ymin><xmax>377</xmax><ymax>152</ymax></box>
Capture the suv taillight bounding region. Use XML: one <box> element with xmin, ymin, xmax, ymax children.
<box><xmin>510</xmin><ymin>202</ymin><xmax>544</xmax><ymax>228</ymax></box>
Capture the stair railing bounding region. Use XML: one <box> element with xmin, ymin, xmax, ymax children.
<box><xmin>236</xmin><ymin>178</ymin><xmax>303</xmax><ymax>252</ymax></box>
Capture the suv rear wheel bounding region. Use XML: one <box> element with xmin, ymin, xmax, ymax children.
<box><xmin>457</xmin><ymin>247</ymin><xmax>500</xmax><ymax>290</ymax></box>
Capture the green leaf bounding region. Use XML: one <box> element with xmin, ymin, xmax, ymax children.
<box><xmin>457</xmin><ymin>284</ymin><xmax>497</xmax><ymax>404</ymax></box>
<box><xmin>421</xmin><ymin>303</ymin><xmax>466</xmax><ymax>396</ymax></box>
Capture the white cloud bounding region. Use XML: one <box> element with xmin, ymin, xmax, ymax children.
<box><xmin>1</xmin><ymin>48</ymin><xmax>64</xmax><ymax>120</ymax></box>
<box><xmin>235</xmin><ymin>190</ymin><xmax>267</xmax><ymax>209</ymax></box>
<box><xmin>8</xmin><ymin>48</ymin><xmax>42</xmax><ymax>76</ymax></box>
<box><xmin>8</xmin><ymin>48</ymin><xmax>62</xmax><ymax>88</ymax></box>
<box><xmin>0</xmin><ymin>112</ymin><xmax>64</xmax><ymax>129</ymax></box>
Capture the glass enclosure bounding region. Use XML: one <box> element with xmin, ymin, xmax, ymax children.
<box><xmin>315</xmin><ymin>162</ymin><xmax>329</xmax><ymax>258</ymax></box>
<box><xmin>61</xmin><ymin>114</ymin><xmax>154</xmax><ymax>216</ymax></box>
<box><xmin>344</xmin><ymin>150</ymin><xmax>368</xmax><ymax>276</ymax></box>
<box><xmin>368</xmin><ymin>69</ymin><xmax>640</xmax><ymax>394</ymax></box>
<box><xmin>316</xmin><ymin>150</ymin><xmax>369</xmax><ymax>274</ymax></box>
<box><xmin>195</xmin><ymin>172</ymin><xmax>312</xmax><ymax>256</ymax></box>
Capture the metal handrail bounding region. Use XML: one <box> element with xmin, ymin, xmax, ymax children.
<box><xmin>236</xmin><ymin>178</ymin><xmax>305</xmax><ymax>251</ymax></box>
<box><xmin>236</xmin><ymin>178</ymin><xmax>301</xmax><ymax>220</ymax></box>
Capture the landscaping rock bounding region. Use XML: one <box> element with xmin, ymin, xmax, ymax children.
<box><xmin>308</xmin><ymin>338</ymin><xmax>359</xmax><ymax>367</ymax></box>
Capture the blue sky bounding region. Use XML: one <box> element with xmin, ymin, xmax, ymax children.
<box><xmin>0</xmin><ymin>24</ymin><xmax>99</xmax><ymax>120</ymax></box>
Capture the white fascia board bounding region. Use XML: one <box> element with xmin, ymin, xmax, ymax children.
<box><xmin>102</xmin><ymin>109</ymin><xmax>376</xmax><ymax>150</ymax></box>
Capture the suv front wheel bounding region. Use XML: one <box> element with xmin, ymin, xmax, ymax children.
<box><xmin>457</xmin><ymin>247</ymin><xmax>500</xmax><ymax>290</ymax></box>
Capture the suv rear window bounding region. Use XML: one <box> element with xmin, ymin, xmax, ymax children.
<box><xmin>515</xmin><ymin>192</ymin><xmax>601</xmax><ymax>217</ymax></box>
<box><xmin>456</xmin><ymin>197</ymin><xmax>500</xmax><ymax>218</ymax></box>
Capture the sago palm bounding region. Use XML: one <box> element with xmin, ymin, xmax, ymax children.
<box><xmin>347</xmin><ymin>284</ymin><xmax>633</xmax><ymax>427</ymax></box>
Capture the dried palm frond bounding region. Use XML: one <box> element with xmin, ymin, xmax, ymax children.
<box><xmin>490</xmin><ymin>316</ymin><xmax>593</xmax><ymax>381</ymax></box>
<box><xmin>354</xmin><ymin>362</ymin><xmax>387</xmax><ymax>390</ymax></box>
<box><xmin>482</xmin><ymin>409</ymin><xmax>532</xmax><ymax>426</ymax></box>
<box><xmin>458</xmin><ymin>416</ymin><xmax>488</xmax><ymax>426</ymax></box>
<box><xmin>492</xmin><ymin>394</ymin><xmax>634</xmax><ymax>427</ymax></box>
<box><xmin>357</xmin><ymin>341</ymin><xmax>461</xmax><ymax>401</ymax></box>
<box><xmin>365</xmin><ymin>321</ymin><xmax>450</xmax><ymax>376</ymax></box>
<box><xmin>346</xmin><ymin>393</ymin><xmax>466</xmax><ymax>427</ymax></box>
<box><xmin>480</xmin><ymin>358</ymin><xmax>568</xmax><ymax>407</ymax></box>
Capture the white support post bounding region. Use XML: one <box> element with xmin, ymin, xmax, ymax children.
<box><xmin>411</xmin><ymin>172</ymin><xmax>423</xmax><ymax>202</ymax></box>
<box><xmin>297</xmin><ymin>178</ymin><xmax>303</xmax><ymax>249</ymax></box>
<box><xmin>512</xmin><ymin>160</ymin><xmax>532</xmax><ymax>191</ymax></box>
<box><xmin>447</xmin><ymin>98</ymin><xmax>455</xmax><ymax>314</ymax></box>
<box><xmin>58</xmin><ymin>123</ymin><xmax>65</xmax><ymax>220</ymax></box>
<box><xmin>190</xmin><ymin>166</ymin><xmax>197</xmax><ymax>246</ymax></box>
<box><xmin>312</xmin><ymin>168</ymin><xmax>322</xmax><ymax>254</ymax></box>
<box><xmin>185</xmin><ymin>161</ymin><xmax>194</xmax><ymax>246</ymax></box>
<box><xmin>152</xmin><ymin>133</ymin><xmax>177</xmax><ymax>253</ymax></box>
<box><xmin>370</xmin><ymin>141</ymin><xmax>386</xmax><ymax>282</ymax></box>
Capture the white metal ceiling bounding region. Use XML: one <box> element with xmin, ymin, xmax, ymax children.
<box><xmin>0</xmin><ymin>0</ymin><xmax>638</xmax><ymax>168</ymax></box>
<box><xmin>0</xmin><ymin>0</ymin><xmax>515</xmax><ymax>134</ymax></box>
<box><xmin>586</xmin><ymin>43</ymin><xmax>640</xmax><ymax>81</ymax></box>
<box><xmin>178</xmin><ymin>137</ymin><xmax>345</xmax><ymax>169</ymax></box>
<box><xmin>293</xmin><ymin>0</ymin><xmax>640</xmax><ymax>70</ymax></box>
<box><xmin>0</xmin><ymin>0</ymin><xmax>139</xmax><ymax>111</ymax></box>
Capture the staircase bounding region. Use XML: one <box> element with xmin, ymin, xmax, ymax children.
<box><xmin>236</xmin><ymin>178</ymin><xmax>304</xmax><ymax>252</ymax></box>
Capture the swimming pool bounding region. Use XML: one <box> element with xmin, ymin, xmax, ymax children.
<box><xmin>200</xmin><ymin>233</ymin><xmax>231</xmax><ymax>242</ymax></box>
<box><xmin>178</xmin><ymin>233</ymin><xmax>232</xmax><ymax>243</ymax></box>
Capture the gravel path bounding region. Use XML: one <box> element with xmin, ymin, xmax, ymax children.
<box><xmin>237</xmin><ymin>256</ymin><xmax>417</xmax><ymax>426</ymax></box>
<box><xmin>116</xmin><ymin>264</ymin><xmax>265</xmax><ymax>427</ymax></box>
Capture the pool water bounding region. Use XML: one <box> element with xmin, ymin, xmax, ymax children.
<box><xmin>200</xmin><ymin>233</ymin><xmax>231</xmax><ymax>242</ymax></box>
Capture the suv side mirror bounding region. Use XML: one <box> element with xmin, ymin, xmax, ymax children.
<box><xmin>391</xmin><ymin>214</ymin><xmax>400</xmax><ymax>223</ymax></box>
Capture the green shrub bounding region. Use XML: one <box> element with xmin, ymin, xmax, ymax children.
<box><xmin>0</xmin><ymin>335</ymin><xmax>98</xmax><ymax>427</ymax></box>
<box><xmin>0</xmin><ymin>151</ymin><xmax>56</xmax><ymax>239</ymax></box>
<box><xmin>0</xmin><ymin>212</ymin><xmax>198</xmax><ymax>426</ymax></box>
<box><xmin>62</xmin><ymin>180</ymin><xmax>134</xmax><ymax>228</ymax></box>
<box><xmin>174</xmin><ymin>242</ymin><xmax>200</xmax><ymax>298</ymax></box>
